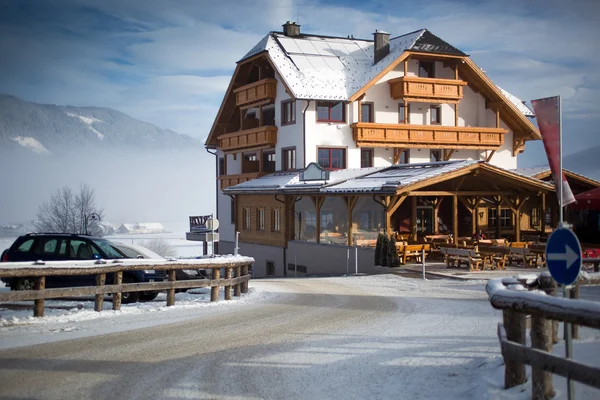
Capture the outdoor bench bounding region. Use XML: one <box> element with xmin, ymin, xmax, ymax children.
<box><xmin>441</xmin><ymin>247</ymin><xmax>483</xmax><ymax>271</ymax></box>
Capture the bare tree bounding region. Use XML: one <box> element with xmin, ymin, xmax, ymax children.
<box><xmin>143</xmin><ymin>238</ymin><xmax>177</xmax><ymax>258</ymax></box>
<box><xmin>35</xmin><ymin>183</ymin><xmax>104</xmax><ymax>235</ymax></box>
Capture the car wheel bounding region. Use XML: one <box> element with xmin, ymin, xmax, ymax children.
<box><xmin>11</xmin><ymin>278</ymin><xmax>34</xmax><ymax>291</ymax></box>
<box><xmin>138</xmin><ymin>291</ymin><xmax>159</xmax><ymax>302</ymax></box>
<box><xmin>121</xmin><ymin>276</ymin><xmax>139</xmax><ymax>304</ymax></box>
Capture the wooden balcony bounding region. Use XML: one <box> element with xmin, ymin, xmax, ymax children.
<box><xmin>218</xmin><ymin>126</ymin><xmax>277</xmax><ymax>152</ymax></box>
<box><xmin>388</xmin><ymin>76</ymin><xmax>467</xmax><ymax>103</ymax></box>
<box><xmin>352</xmin><ymin>122</ymin><xmax>507</xmax><ymax>149</ymax></box>
<box><xmin>218</xmin><ymin>172</ymin><xmax>265</xmax><ymax>190</ymax></box>
<box><xmin>234</xmin><ymin>78</ymin><xmax>277</xmax><ymax>106</ymax></box>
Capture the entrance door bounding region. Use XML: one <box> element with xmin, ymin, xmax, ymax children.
<box><xmin>266</xmin><ymin>261</ymin><xmax>275</xmax><ymax>277</ymax></box>
<box><xmin>416</xmin><ymin>207</ymin><xmax>434</xmax><ymax>235</ymax></box>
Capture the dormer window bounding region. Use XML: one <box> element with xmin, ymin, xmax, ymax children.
<box><xmin>317</xmin><ymin>101</ymin><xmax>345</xmax><ymax>123</ymax></box>
<box><xmin>419</xmin><ymin>61</ymin><xmax>435</xmax><ymax>78</ymax></box>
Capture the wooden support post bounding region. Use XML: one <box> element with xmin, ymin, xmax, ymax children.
<box><xmin>444</xmin><ymin>149</ymin><xmax>456</xmax><ymax>161</ymax></box>
<box><xmin>541</xmin><ymin>193</ymin><xmax>546</xmax><ymax>235</ymax></box>
<box><xmin>211</xmin><ymin>267</ymin><xmax>221</xmax><ymax>302</ymax></box>
<box><xmin>452</xmin><ymin>195</ymin><xmax>458</xmax><ymax>245</ymax></box>
<box><xmin>433</xmin><ymin>198</ymin><xmax>443</xmax><ymax>234</ymax></box>
<box><xmin>411</xmin><ymin>196</ymin><xmax>418</xmax><ymax>242</ymax></box>
<box><xmin>343</xmin><ymin>196</ymin><xmax>359</xmax><ymax>246</ymax></box>
<box><xmin>167</xmin><ymin>270</ymin><xmax>176</xmax><ymax>306</ymax></box>
<box><xmin>311</xmin><ymin>196</ymin><xmax>325</xmax><ymax>243</ymax></box>
<box><xmin>485</xmin><ymin>150</ymin><xmax>496</xmax><ymax>163</ymax></box>
<box><xmin>503</xmin><ymin>310</ymin><xmax>527</xmax><ymax>388</ymax></box>
<box><xmin>496</xmin><ymin>108</ymin><xmax>500</xmax><ymax>129</ymax></box>
<box><xmin>381</xmin><ymin>194</ymin><xmax>407</xmax><ymax>236</ymax></box>
<box><xmin>34</xmin><ymin>276</ymin><xmax>45</xmax><ymax>318</ymax></box>
<box><xmin>494</xmin><ymin>196</ymin><xmax>502</xmax><ymax>240</ymax></box>
<box><xmin>95</xmin><ymin>273</ymin><xmax>106</xmax><ymax>312</ymax></box>
<box><xmin>357</xmin><ymin>94</ymin><xmax>364</xmax><ymax>123</ymax></box>
<box><xmin>454</xmin><ymin>103</ymin><xmax>459</xmax><ymax>127</ymax></box>
<box><xmin>113</xmin><ymin>271</ymin><xmax>122</xmax><ymax>311</ymax></box>
<box><xmin>234</xmin><ymin>266</ymin><xmax>241</xmax><ymax>297</ymax></box>
<box><xmin>515</xmin><ymin>210</ymin><xmax>521</xmax><ymax>242</ymax></box>
<box><xmin>259</xmin><ymin>104</ymin><xmax>263</xmax><ymax>126</ymax></box>
<box><xmin>225</xmin><ymin>267</ymin><xmax>232</xmax><ymax>300</ymax></box>
<box><xmin>241</xmin><ymin>265</ymin><xmax>249</xmax><ymax>293</ymax></box>
<box><xmin>404</xmin><ymin>59</ymin><xmax>408</xmax><ymax>76</ymax></box>
<box><xmin>531</xmin><ymin>315</ymin><xmax>555</xmax><ymax>399</ymax></box>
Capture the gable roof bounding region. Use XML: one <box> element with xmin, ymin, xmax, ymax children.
<box><xmin>513</xmin><ymin>167</ymin><xmax>600</xmax><ymax>189</ymax></box>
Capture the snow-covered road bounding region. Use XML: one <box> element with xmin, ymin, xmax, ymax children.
<box><xmin>0</xmin><ymin>275</ymin><xmax>598</xmax><ymax>399</ymax></box>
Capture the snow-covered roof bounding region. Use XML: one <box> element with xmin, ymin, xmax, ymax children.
<box><xmin>498</xmin><ymin>87</ymin><xmax>534</xmax><ymax>117</ymax></box>
<box><xmin>512</xmin><ymin>167</ymin><xmax>550</xmax><ymax>178</ymax></box>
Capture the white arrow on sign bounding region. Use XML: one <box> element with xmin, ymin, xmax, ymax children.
<box><xmin>547</xmin><ymin>244</ymin><xmax>579</xmax><ymax>270</ymax></box>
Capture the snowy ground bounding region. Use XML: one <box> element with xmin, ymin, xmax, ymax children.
<box><xmin>0</xmin><ymin>274</ymin><xmax>598</xmax><ymax>399</ymax></box>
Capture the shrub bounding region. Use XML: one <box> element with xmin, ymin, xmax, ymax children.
<box><xmin>387</xmin><ymin>235</ymin><xmax>401</xmax><ymax>268</ymax></box>
<box><xmin>380</xmin><ymin>234</ymin><xmax>389</xmax><ymax>267</ymax></box>
<box><xmin>374</xmin><ymin>233</ymin><xmax>384</xmax><ymax>265</ymax></box>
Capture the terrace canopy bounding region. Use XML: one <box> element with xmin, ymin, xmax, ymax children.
<box><xmin>571</xmin><ymin>187</ymin><xmax>600</xmax><ymax>211</ymax></box>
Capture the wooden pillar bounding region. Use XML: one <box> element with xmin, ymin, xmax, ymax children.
<box><xmin>404</xmin><ymin>59</ymin><xmax>408</xmax><ymax>76</ymax></box>
<box><xmin>496</xmin><ymin>109</ymin><xmax>500</xmax><ymax>129</ymax></box>
<box><xmin>211</xmin><ymin>267</ymin><xmax>220</xmax><ymax>302</ymax></box>
<box><xmin>539</xmin><ymin>274</ymin><xmax>559</xmax><ymax>344</ymax></box>
<box><xmin>381</xmin><ymin>195</ymin><xmax>407</xmax><ymax>236</ymax></box>
<box><xmin>531</xmin><ymin>315</ymin><xmax>555</xmax><ymax>399</ymax></box>
<box><xmin>433</xmin><ymin>198</ymin><xmax>443</xmax><ymax>234</ymax></box>
<box><xmin>241</xmin><ymin>265</ymin><xmax>249</xmax><ymax>293</ymax></box>
<box><xmin>503</xmin><ymin>310</ymin><xmax>527</xmax><ymax>388</ymax></box>
<box><xmin>515</xmin><ymin>210</ymin><xmax>521</xmax><ymax>242</ymax></box>
<box><xmin>311</xmin><ymin>196</ymin><xmax>325</xmax><ymax>243</ymax></box>
<box><xmin>357</xmin><ymin>95</ymin><xmax>364</xmax><ymax>123</ymax></box>
<box><xmin>454</xmin><ymin>103</ymin><xmax>459</xmax><ymax>126</ymax></box>
<box><xmin>405</xmin><ymin>100</ymin><xmax>410</xmax><ymax>124</ymax></box>
<box><xmin>454</xmin><ymin>64</ymin><xmax>459</xmax><ymax>80</ymax></box>
<box><xmin>259</xmin><ymin>104</ymin><xmax>263</xmax><ymax>126</ymax></box>
<box><xmin>258</xmin><ymin>149</ymin><xmax>263</xmax><ymax>173</ymax></box>
<box><xmin>113</xmin><ymin>271</ymin><xmax>122</xmax><ymax>311</ymax></box>
<box><xmin>411</xmin><ymin>196</ymin><xmax>418</xmax><ymax>242</ymax></box>
<box><xmin>494</xmin><ymin>195</ymin><xmax>502</xmax><ymax>240</ymax></box>
<box><xmin>34</xmin><ymin>276</ymin><xmax>45</xmax><ymax>318</ymax></box>
<box><xmin>343</xmin><ymin>196</ymin><xmax>359</xmax><ymax>246</ymax></box>
<box><xmin>506</xmin><ymin>195</ymin><xmax>528</xmax><ymax>243</ymax></box>
<box><xmin>94</xmin><ymin>273</ymin><xmax>106</xmax><ymax>312</ymax></box>
<box><xmin>540</xmin><ymin>193</ymin><xmax>546</xmax><ymax>235</ymax></box>
<box><xmin>167</xmin><ymin>270</ymin><xmax>176</xmax><ymax>306</ymax></box>
<box><xmin>452</xmin><ymin>195</ymin><xmax>459</xmax><ymax>245</ymax></box>
<box><xmin>225</xmin><ymin>267</ymin><xmax>232</xmax><ymax>300</ymax></box>
<box><xmin>240</xmin><ymin>108</ymin><xmax>244</xmax><ymax>130</ymax></box>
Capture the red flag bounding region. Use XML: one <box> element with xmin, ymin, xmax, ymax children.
<box><xmin>531</xmin><ymin>96</ymin><xmax>575</xmax><ymax>206</ymax></box>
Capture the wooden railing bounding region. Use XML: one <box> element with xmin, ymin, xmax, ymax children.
<box><xmin>218</xmin><ymin>172</ymin><xmax>265</xmax><ymax>190</ymax></box>
<box><xmin>351</xmin><ymin>122</ymin><xmax>506</xmax><ymax>149</ymax></box>
<box><xmin>486</xmin><ymin>274</ymin><xmax>600</xmax><ymax>399</ymax></box>
<box><xmin>218</xmin><ymin>125</ymin><xmax>277</xmax><ymax>152</ymax></box>
<box><xmin>0</xmin><ymin>257</ymin><xmax>254</xmax><ymax>317</ymax></box>
<box><xmin>233</xmin><ymin>78</ymin><xmax>277</xmax><ymax>106</ymax></box>
<box><xmin>388</xmin><ymin>76</ymin><xmax>467</xmax><ymax>103</ymax></box>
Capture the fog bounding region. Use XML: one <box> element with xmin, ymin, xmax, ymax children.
<box><xmin>0</xmin><ymin>147</ymin><xmax>216</xmax><ymax>226</ymax></box>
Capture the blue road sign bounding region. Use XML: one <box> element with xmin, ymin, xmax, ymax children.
<box><xmin>545</xmin><ymin>228</ymin><xmax>582</xmax><ymax>286</ymax></box>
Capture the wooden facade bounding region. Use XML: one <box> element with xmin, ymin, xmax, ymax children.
<box><xmin>388</xmin><ymin>76</ymin><xmax>467</xmax><ymax>104</ymax></box>
<box><xmin>219</xmin><ymin>172</ymin><xmax>266</xmax><ymax>190</ymax></box>
<box><xmin>234</xmin><ymin>78</ymin><xmax>277</xmax><ymax>106</ymax></box>
<box><xmin>218</xmin><ymin>125</ymin><xmax>278</xmax><ymax>152</ymax></box>
<box><xmin>235</xmin><ymin>195</ymin><xmax>292</xmax><ymax>248</ymax></box>
<box><xmin>352</xmin><ymin>122</ymin><xmax>506</xmax><ymax>149</ymax></box>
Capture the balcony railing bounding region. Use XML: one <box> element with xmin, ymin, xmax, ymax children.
<box><xmin>234</xmin><ymin>78</ymin><xmax>277</xmax><ymax>106</ymax></box>
<box><xmin>218</xmin><ymin>172</ymin><xmax>265</xmax><ymax>190</ymax></box>
<box><xmin>388</xmin><ymin>76</ymin><xmax>467</xmax><ymax>103</ymax></box>
<box><xmin>218</xmin><ymin>126</ymin><xmax>277</xmax><ymax>152</ymax></box>
<box><xmin>352</xmin><ymin>122</ymin><xmax>506</xmax><ymax>149</ymax></box>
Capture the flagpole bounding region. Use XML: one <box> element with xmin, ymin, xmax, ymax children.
<box><xmin>559</xmin><ymin>95</ymin><xmax>564</xmax><ymax>227</ymax></box>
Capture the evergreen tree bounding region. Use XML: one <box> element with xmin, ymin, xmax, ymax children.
<box><xmin>374</xmin><ymin>233</ymin><xmax>384</xmax><ymax>265</ymax></box>
<box><xmin>380</xmin><ymin>234</ymin><xmax>389</xmax><ymax>267</ymax></box>
<box><xmin>387</xmin><ymin>235</ymin><xmax>401</xmax><ymax>268</ymax></box>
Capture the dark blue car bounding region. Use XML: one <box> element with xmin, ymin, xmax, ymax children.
<box><xmin>0</xmin><ymin>233</ymin><xmax>166</xmax><ymax>303</ymax></box>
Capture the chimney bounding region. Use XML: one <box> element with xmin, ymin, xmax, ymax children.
<box><xmin>373</xmin><ymin>30</ymin><xmax>390</xmax><ymax>64</ymax></box>
<box><xmin>282</xmin><ymin>21</ymin><xmax>301</xmax><ymax>37</ymax></box>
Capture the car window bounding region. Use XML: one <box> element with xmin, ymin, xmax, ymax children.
<box><xmin>69</xmin><ymin>239</ymin><xmax>86</xmax><ymax>259</ymax></box>
<box><xmin>58</xmin><ymin>240</ymin><xmax>68</xmax><ymax>257</ymax></box>
<box><xmin>92</xmin><ymin>239</ymin><xmax>125</xmax><ymax>259</ymax></box>
<box><xmin>16</xmin><ymin>239</ymin><xmax>34</xmax><ymax>253</ymax></box>
<box><xmin>114</xmin><ymin>246</ymin><xmax>142</xmax><ymax>258</ymax></box>
<box><xmin>40</xmin><ymin>239</ymin><xmax>58</xmax><ymax>255</ymax></box>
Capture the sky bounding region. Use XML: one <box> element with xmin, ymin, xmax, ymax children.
<box><xmin>0</xmin><ymin>0</ymin><xmax>598</xmax><ymax>164</ymax></box>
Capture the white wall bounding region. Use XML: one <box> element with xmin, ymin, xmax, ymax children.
<box><xmin>273</xmin><ymin>71</ymin><xmax>303</xmax><ymax>170</ymax></box>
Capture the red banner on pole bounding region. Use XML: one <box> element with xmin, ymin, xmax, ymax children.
<box><xmin>531</xmin><ymin>96</ymin><xmax>575</xmax><ymax>206</ymax></box>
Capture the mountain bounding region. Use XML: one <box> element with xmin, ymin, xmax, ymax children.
<box><xmin>0</xmin><ymin>94</ymin><xmax>201</xmax><ymax>154</ymax></box>
<box><xmin>563</xmin><ymin>146</ymin><xmax>600</xmax><ymax>181</ymax></box>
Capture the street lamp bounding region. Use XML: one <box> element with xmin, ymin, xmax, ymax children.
<box><xmin>84</xmin><ymin>213</ymin><xmax>101</xmax><ymax>235</ymax></box>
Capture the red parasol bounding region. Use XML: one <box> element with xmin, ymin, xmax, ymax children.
<box><xmin>571</xmin><ymin>187</ymin><xmax>600</xmax><ymax>211</ymax></box>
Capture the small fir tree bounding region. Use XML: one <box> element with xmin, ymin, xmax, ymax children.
<box><xmin>380</xmin><ymin>234</ymin><xmax>389</xmax><ymax>267</ymax></box>
<box><xmin>374</xmin><ymin>233</ymin><xmax>384</xmax><ymax>265</ymax></box>
<box><xmin>387</xmin><ymin>235</ymin><xmax>401</xmax><ymax>268</ymax></box>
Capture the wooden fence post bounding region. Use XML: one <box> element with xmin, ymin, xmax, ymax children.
<box><xmin>234</xmin><ymin>266</ymin><xmax>241</xmax><ymax>297</ymax></box>
<box><xmin>211</xmin><ymin>267</ymin><xmax>221</xmax><ymax>302</ymax></box>
<box><xmin>224</xmin><ymin>267</ymin><xmax>232</xmax><ymax>300</ymax></box>
<box><xmin>241</xmin><ymin>265</ymin><xmax>249</xmax><ymax>294</ymax></box>
<box><xmin>167</xmin><ymin>270</ymin><xmax>176</xmax><ymax>306</ymax></box>
<box><xmin>34</xmin><ymin>276</ymin><xmax>45</xmax><ymax>318</ymax></box>
<box><xmin>538</xmin><ymin>274</ymin><xmax>559</xmax><ymax>344</ymax></box>
<box><xmin>531</xmin><ymin>314</ymin><xmax>555</xmax><ymax>399</ymax></box>
<box><xmin>503</xmin><ymin>309</ymin><xmax>527</xmax><ymax>388</ymax></box>
<box><xmin>570</xmin><ymin>281</ymin><xmax>580</xmax><ymax>339</ymax></box>
<box><xmin>95</xmin><ymin>273</ymin><xmax>106</xmax><ymax>312</ymax></box>
<box><xmin>113</xmin><ymin>271</ymin><xmax>122</xmax><ymax>311</ymax></box>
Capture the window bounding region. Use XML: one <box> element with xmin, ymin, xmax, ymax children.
<box><xmin>282</xmin><ymin>147</ymin><xmax>296</xmax><ymax>171</ymax></box>
<box><xmin>361</xmin><ymin>148</ymin><xmax>374</xmax><ymax>168</ymax></box>
<box><xmin>430</xmin><ymin>105</ymin><xmax>441</xmax><ymax>125</ymax></box>
<box><xmin>318</xmin><ymin>148</ymin><xmax>346</xmax><ymax>170</ymax></box>
<box><xmin>320</xmin><ymin>211</ymin><xmax>333</xmax><ymax>230</ymax></box>
<box><xmin>530</xmin><ymin>207</ymin><xmax>541</xmax><ymax>229</ymax></box>
<box><xmin>398</xmin><ymin>104</ymin><xmax>408</xmax><ymax>123</ymax></box>
<box><xmin>230</xmin><ymin>198</ymin><xmax>235</xmax><ymax>224</ymax></box>
<box><xmin>244</xmin><ymin>153</ymin><xmax>257</xmax><ymax>162</ymax></box>
<box><xmin>263</xmin><ymin>151</ymin><xmax>276</xmax><ymax>173</ymax></box>
<box><xmin>305</xmin><ymin>211</ymin><xmax>316</xmax><ymax>228</ymax></box>
<box><xmin>316</xmin><ymin>101</ymin><xmax>345</xmax><ymax>122</ymax></box>
<box><xmin>488</xmin><ymin>208</ymin><xmax>513</xmax><ymax>228</ymax></box>
<box><xmin>257</xmin><ymin>209</ymin><xmax>265</xmax><ymax>231</ymax></box>
<box><xmin>361</xmin><ymin>102</ymin><xmax>373</xmax><ymax>123</ymax></box>
<box><xmin>272</xmin><ymin>208</ymin><xmax>281</xmax><ymax>232</ymax></box>
<box><xmin>243</xmin><ymin>207</ymin><xmax>251</xmax><ymax>230</ymax></box>
<box><xmin>281</xmin><ymin>100</ymin><xmax>296</xmax><ymax>125</ymax></box>
<box><xmin>430</xmin><ymin>149</ymin><xmax>442</xmax><ymax>162</ymax></box>
<box><xmin>399</xmin><ymin>149</ymin><xmax>410</xmax><ymax>164</ymax></box>
<box><xmin>262</xmin><ymin>107</ymin><xmax>275</xmax><ymax>125</ymax></box>
<box><xmin>218</xmin><ymin>157</ymin><xmax>225</xmax><ymax>176</ymax></box>
<box><xmin>419</xmin><ymin>61</ymin><xmax>434</xmax><ymax>78</ymax></box>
